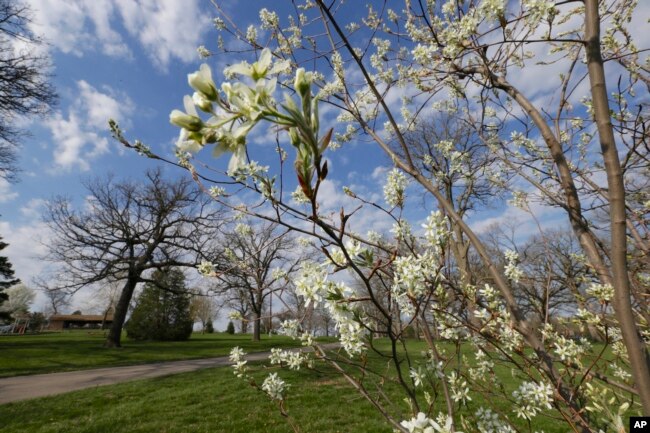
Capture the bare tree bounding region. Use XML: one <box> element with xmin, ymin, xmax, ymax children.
<box><xmin>0</xmin><ymin>0</ymin><xmax>57</xmax><ymax>181</ymax></box>
<box><xmin>222</xmin><ymin>287</ymin><xmax>252</xmax><ymax>334</ymax></box>
<box><xmin>33</xmin><ymin>277</ymin><xmax>69</xmax><ymax>316</ymax></box>
<box><xmin>212</xmin><ymin>222</ymin><xmax>301</xmax><ymax>341</ymax></box>
<box><xmin>400</xmin><ymin>114</ymin><xmax>508</xmax><ymax>325</ymax></box>
<box><xmin>44</xmin><ymin>169</ymin><xmax>224</xmax><ymax>347</ymax></box>
<box><xmin>190</xmin><ymin>290</ymin><xmax>219</xmax><ymax>332</ymax></box>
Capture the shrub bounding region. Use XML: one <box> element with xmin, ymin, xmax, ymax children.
<box><xmin>125</xmin><ymin>268</ymin><xmax>193</xmax><ymax>341</ymax></box>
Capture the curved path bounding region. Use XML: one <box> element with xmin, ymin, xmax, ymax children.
<box><xmin>0</xmin><ymin>343</ymin><xmax>339</xmax><ymax>404</ymax></box>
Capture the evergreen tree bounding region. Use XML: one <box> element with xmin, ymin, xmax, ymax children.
<box><xmin>0</xmin><ymin>235</ymin><xmax>19</xmax><ymax>322</ymax></box>
<box><xmin>125</xmin><ymin>268</ymin><xmax>193</xmax><ymax>341</ymax></box>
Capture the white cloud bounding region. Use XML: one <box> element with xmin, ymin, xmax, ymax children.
<box><xmin>117</xmin><ymin>0</ymin><xmax>212</xmax><ymax>69</ymax></box>
<box><xmin>27</xmin><ymin>0</ymin><xmax>90</xmax><ymax>56</ymax></box>
<box><xmin>0</xmin><ymin>220</ymin><xmax>52</xmax><ymax>284</ymax></box>
<box><xmin>0</xmin><ymin>219</ymin><xmax>72</xmax><ymax>313</ymax></box>
<box><xmin>28</xmin><ymin>0</ymin><xmax>211</xmax><ymax>69</ymax></box>
<box><xmin>20</xmin><ymin>199</ymin><xmax>47</xmax><ymax>219</ymax></box>
<box><xmin>46</xmin><ymin>81</ymin><xmax>135</xmax><ymax>172</ymax></box>
<box><xmin>77</xmin><ymin>80</ymin><xmax>134</xmax><ymax>130</ymax></box>
<box><xmin>47</xmin><ymin>112</ymin><xmax>106</xmax><ymax>171</ymax></box>
<box><xmin>0</xmin><ymin>179</ymin><xmax>19</xmax><ymax>203</ymax></box>
<box><xmin>469</xmin><ymin>200</ymin><xmax>566</xmax><ymax>240</ymax></box>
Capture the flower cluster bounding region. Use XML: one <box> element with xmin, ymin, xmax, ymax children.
<box><xmin>553</xmin><ymin>335</ymin><xmax>587</xmax><ymax>362</ymax></box>
<box><xmin>475</xmin><ymin>407</ymin><xmax>515</xmax><ymax>433</ymax></box>
<box><xmin>170</xmin><ymin>49</ymin><xmax>291</xmax><ymax>176</ymax></box>
<box><xmin>448</xmin><ymin>371</ymin><xmax>471</xmax><ymax>404</ymax></box>
<box><xmin>235</xmin><ymin>223</ymin><xmax>252</xmax><ymax>236</ymax></box>
<box><xmin>512</xmin><ymin>381</ymin><xmax>554</xmax><ymax>420</ymax></box>
<box><xmin>410</xmin><ymin>366</ymin><xmax>426</xmax><ymax>387</ymax></box>
<box><xmin>279</xmin><ymin>319</ymin><xmax>300</xmax><ymax>338</ymax></box>
<box><xmin>197</xmin><ymin>260</ymin><xmax>216</xmax><ymax>277</ymax></box>
<box><xmin>228</xmin><ymin>311</ymin><xmax>243</xmax><ymax>321</ymax></box>
<box><xmin>400</xmin><ymin>413</ymin><xmax>460</xmax><ymax>433</ymax></box>
<box><xmin>522</xmin><ymin>0</ymin><xmax>557</xmax><ymax>26</ymax></box>
<box><xmin>268</xmin><ymin>348</ymin><xmax>306</xmax><ymax>370</ymax></box>
<box><xmin>261</xmin><ymin>373</ymin><xmax>287</xmax><ymax>400</ymax></box>
<box><xmin>392</xmin><ymin>252</ymin><xmax>439</xmax><ymax>312</ymax></box>
<box><xmin>422</xmin><ymin>210</ymin><xmax>448</xmax><ymax>254</ymax></box>
<box><xmin>229</xmin><ymin>346</ymin><xmax>248</xmax><ymax>378</ymax></box>
<box><xmin>294</xmin><ymin>262</ymin><xmax>329</xmax><ymax>307</ymax></box>
<box><xmin>294</xmin><ymin>262</ymin><xmax>366</xmax><ymax>356</ymax></box>
<box><xmin>586</xmin><ymin>283</ymin><xmax>614</xmax><ymax>303</ymax></box>
<box><xmin>383</xmin><ymin>168</ymin><xmax>408</xmax><ymax>207</ymax></box>
<box><xmin>391</xmin><ymin>219</ymin><xmax>413</xmax><ymax>242</ymax></box>
<box><xmin>503</xmin><ymin>249</ymin><xmax>523</xmax><ymax>283</ymax></box>
<box><xmin>208</xmin><ymin>186</ymin><xmax>226</xmax><ymax>198</ymax></box>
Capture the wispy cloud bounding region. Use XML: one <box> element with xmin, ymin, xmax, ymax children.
<box><xmin>28</xmin><ymin>0</ymin><xmax>211</xmax><ymax>70</ymax></box>
<box><xmin>0</xmin><ymin>179</ymin><xmax>19</xmax><ymax>204</ymax></box>
<box><xmin>46</xmin><ymin>80</ymin><xmax>135</xmax><ymax>172</ymax></box>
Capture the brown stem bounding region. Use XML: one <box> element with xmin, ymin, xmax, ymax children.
<box><xmin>584</xmin><ymin>0</ymin><xmax>650</xmax><ymax>414</ymax></box>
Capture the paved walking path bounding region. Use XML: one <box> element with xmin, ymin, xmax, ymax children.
<box><xmin>0</xmin><ymin>343</ymin><xmax>339</xmax><ymax>404</ymax></box>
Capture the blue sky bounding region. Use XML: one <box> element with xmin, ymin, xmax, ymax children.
<box><xmin>4</xmin><ymin>0</ymin><xmax>641</xmax><ymax>312</ymax></box>
<box><xmin>0</xmin><ymin>0</ymin><xmax>405</xmax><ymax>312</ymax></box>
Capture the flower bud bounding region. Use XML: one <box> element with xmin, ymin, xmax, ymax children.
<box><xmin>294</xmin><ymin>68</ymin><xmax>311</xmax><ymax>97</ymax></box>
<box><xmin>310</xmin><ymin>98</ymin><xmax>319</xmax><ymax>131</ymax></box>
<box><xmin>288</xmin><ymin>127</ymin><xmax>300</xmax><ymax>147</ymax></box>
<box><xmin>170</xmin><ymin>110</ymin><xmax>204</xmax><ymax>132</ymax></box>
<box><xmin>192</xmin><ymin>92</ymin><xmax>212</xmax><ymax>113</ymax></box>
<box><xmin>188</xmin><ymin>64</ymin><xmax>218</xmax><ymax>101</ymax></box>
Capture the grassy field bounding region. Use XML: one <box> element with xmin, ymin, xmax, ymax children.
<box><xmin>0</xmin><ymin>360</ymin><xmax>393</xmax><ymax>433</ymax></box>
<box><xmin>0</xmin><ymin>334</ymin><xmax>635</xmax><ymax>433</ymax></box>
<box><xmin>0</xmin><ymin>338</ymin><xmax>577</xmax><ymax>433</ymax></box>
<box><xmin>0</xmin><ymin>331</ymin><xmax>307</xmax><ymax>377</ymax></box>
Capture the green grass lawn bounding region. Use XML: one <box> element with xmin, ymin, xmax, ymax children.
<box><xmin>0</xmin><ymin>331</ymin><xmax>309</xmax><ymax>377</ymax></box>
<box><xmin>0</xmin><ymin>361</ymin><xmax>394</xmax><ymax>433</ymax></box>
<box><xmin>0</xmin><ymin>335</ymin><xmax>634</xmax><ymax>433</ymax></box>
<box><xmin>0</xmin><ymin>339</ymin><xmax>576</xmax><ymax>433</ymax></box>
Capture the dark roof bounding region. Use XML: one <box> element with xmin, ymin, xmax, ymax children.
<box><xmin>49</xmin><ymin>315</ymin><xmax>113</xmax><ymax>322</ymax></box>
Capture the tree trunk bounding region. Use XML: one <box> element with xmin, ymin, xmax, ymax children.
<box><xmin>584</xmin><ymin>0</ymin><xmax>650</xmax><ymax>413</ymax></box>
<box><xmin>252</xmin><ymin>310</ymin><xmax>261</xmax><ymax>341</ymax></box>
<box><xmin>104</xmin><ymin>278</ymin><xmax>138</xmax><ymax>348</ymax></box>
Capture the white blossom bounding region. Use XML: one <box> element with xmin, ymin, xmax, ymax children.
<box><xmin>513</xmin><ymin>381</ymin><xmax>553</xmax><ymax>420</ymax></box>
<box><xmin>475</xmin><ymin>407</ymin><xmax>515</xmax><ymax>433</ymax></box>
<box><xmin>235</xmin><ymin>223</ymin><xmax>252</xmax><ymax>236</ymax></box>
<box><xmin>197</xmin><ymin>45</ymin><xmax>211</xmax><ymax>59</ymax></box>
<box><xmin>279</xmin><ymin>319</ymin><xmax>301</xmax><ymax>338</ymax></box>
<box><xmin>245</xmin><ymin>25</ymin><xmax>258</xmax><ymax>43</ymax></box>
<box><xmin>586</xmin><ymin>283</ymin><xmax>614</xmax><ymax>303</ymax></box>
<box><xmin>259</xmin><ymin>8</ymin><xmax>279</xmax><ymax>29</ymax></box>
<box><xmin>197</xmin><ymin>260</ymin><xmax>216</xmax><ymax>277</ymax></box>
<box><xmin>261</xmin><ymin>373</ymin><xmax>287</xmax><ymax>400</ymax></box>
<box><xmin>422</xmin><ymin>210</ymin><xmax>448</xmax><ymax>253</ymax></box>
<box><xmin>228</xmin><ymin>311</ymin><xmax>243</xmax><ymax>321</ymax></box>
<box><xmin>400</xmin><ymin>412</ymin><xmax>461</xmax><ymax>433</ymax></box>
<box><xmin>448</xmin><ymin>371</ymin><xmax>471</xmax><ymax>404</ymax></box>
<box><xmin>410</xmin><ymin>366</ymin><xmax>426</xmax><ymax>387</ymax></box>
<box><xmin>383</xmin><ymin>168</ymin><xmax>408</xmax><ymax>207</ymax></box>
<box><xmin>230</xmin><ymin>347</ymin><xmax>248</xmax><ymax>378</ymax></box>
<box><xmin>504</xmin><ymin>249</ymin><xmax>523</xmax><ymax>283</ymax></box>
<box><xmin>209</xmin><ymin>186</ymin><xmax>226</xmax><ymax>198</ymax></box>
